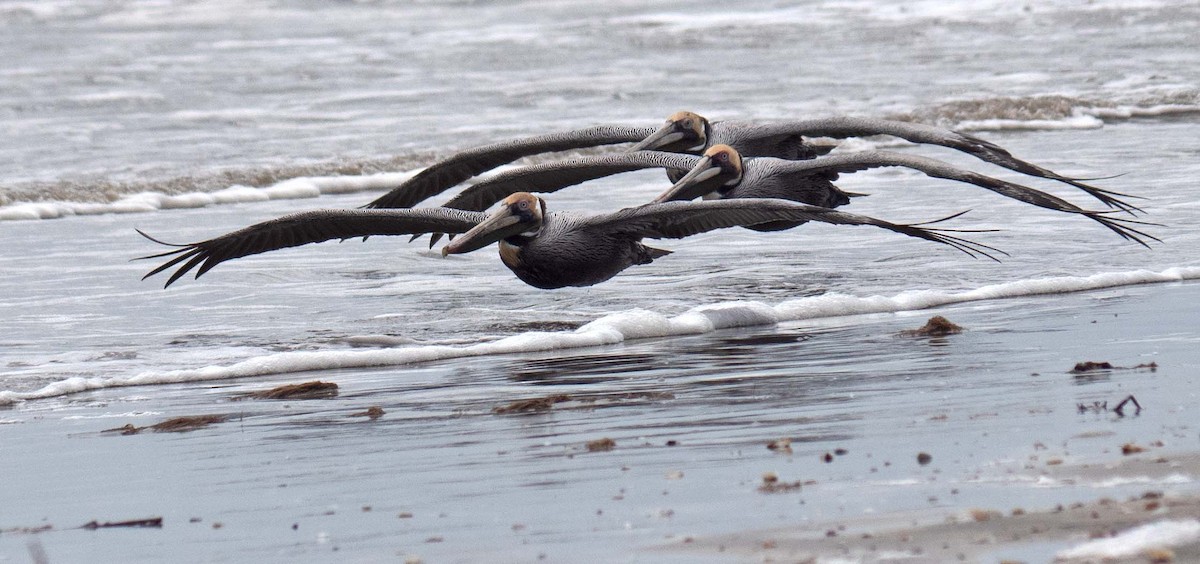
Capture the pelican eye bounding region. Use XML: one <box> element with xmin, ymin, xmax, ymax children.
<box><xmin>679</xmin><ymin>118</ymin><xmax>693</xmax><ymax>129</ymax></box>
<box><xmin>713</xmin><ymin>152</ymin><xmax>729</xmax><ymax>164</ymax></box>
<box><xmin>517</xmin><ymin>200</ymin><xmax>530</xmax><ymax>210</ymax></box>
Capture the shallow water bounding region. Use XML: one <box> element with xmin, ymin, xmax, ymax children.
<box><xmin>2</xmin><ymin>1</ymin><xmax>1200</xmax><ymax>562</ymax></box>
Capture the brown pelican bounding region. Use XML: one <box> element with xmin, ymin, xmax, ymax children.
<box><xmin>653</xmin><ymin>145</ymin><xmax>1158</xmax><ymax>241</ymax></box>
<box><xmin>631</xmin><ymin>112</ymin><xmax>1136</xmax><ymax>212</ymax></box>
<box><xmin>138</xmin><ymin>193</ymin><xmax>998</xmax><ymax>290</ymax></box>
<box><xmin>362</xmin><ymin>111</ymin><xmax>1134</xmax><ymax>213</ymax></box>
<box><xmin>416</xmin><ymin>148</ymin><xmax>1154</xmax><ymax>244</ymax></box>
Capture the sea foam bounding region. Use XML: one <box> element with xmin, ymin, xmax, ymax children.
<box><xmin>2</xmin><ymin>266</ymin><xmax>1197</xmax><ymax>405</ymax></box>
<box><xmin>1057</xmin><ymin>519</ymin><xmax>1200</xmax><ymax>560</ymax></box>
<box><xmin>0</xmin><ymin>171</ymin><xmax>418</xmax><ymax>221</ymax></box>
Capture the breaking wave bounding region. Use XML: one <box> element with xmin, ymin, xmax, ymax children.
<box><xmin>0</xmin><ymin>172</ymin><xmax>416</xmax><ymax>221</ymax></box>
<box><xmin>3</xmin><ymin>266</ymin><xmax>1197</xmax><ymax>405</ymax></box>
<box><xmin>895</xmin><ymin>92</ymin><xmax>1200</xmax><ymax>132</ymax></box>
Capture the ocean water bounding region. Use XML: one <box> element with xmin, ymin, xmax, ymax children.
<box><xmin>2</xmin><ymin>1</ymin><xmax>1200</xmax><ymax>562</ymax></box>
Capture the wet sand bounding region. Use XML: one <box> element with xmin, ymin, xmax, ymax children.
<box><xmin>1</xmin><ymin>281</ymin><xmax>1197</xmax><ymax>563</ymax></box>
<box><xmin>665</xmin><ymin>454</ymin><xmax>1200</xmax><ymax>563</ymax></box>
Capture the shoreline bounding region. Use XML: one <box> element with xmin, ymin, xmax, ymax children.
<box><xmin>661</xmin><ymin>453</ymin><xmax>1200</xmax><ymax>562</ymax></box>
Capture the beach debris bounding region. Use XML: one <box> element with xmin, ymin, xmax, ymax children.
<box><xmin>102</xmin><ymin>423</ymin><xmax>143</xmax><ymax>435</ymax></box>
<box><xmin>103</xmin><ymin>414</ymin><xmax>229</xmax><ymax>435</ymax></box>
<box><xmin>586</xmin><ymin>438</ymin><xmax>616</xmax><ymax>452</ymax></box>
<box><xmin>1</xmin><ymin>524</ymin><xmax>53</xmax><ymax>534</ymax></box>
<box><xmin>351</xmin><ymin>406</ymin><xmax>385</xmax><ymax>419</ymax></box>
<box><xmin>917</xmin><ymin>452</ymin><xmax>933</xmax><ymax>465</ymax></box>
<box><xmin>1122</xmin><ymin>443</ymin><xmax>1147</xmax><ymax>455</ymax></box>
<box><xmin>899</xmin><ymin>315</ymin><xmax>963</xmax><ymax>337</ymax></box>
<box><xmin>1145</xmin><ymin>548</ymin><xmax>1175</xmax><ymax>563</ymax></box>
<box><xmin>665</xmin><ymin>470</ymin><xmax>685</xmax><ymax>480</ymax></box>
<box><xmin>1070</xmin><ymin>361</ymin><xmax>1157</xmax><ymax>374</ymax></box>
<box><xmin>1076</xmin><ymin>395</ymin><xmax>1142</xmax><ymax>416</ymax></box>
<box><xmin>969</xmin><ymin>509</ymin><xmax>1002</xmax><ymax>522</ymax></box>
<box><xmin>1072</xmin><ymin>360</ymin><xmax>1114</xmax><ymax>373</ymax></box>
<box><xmin>1078</xmin><ymin>401</ymin><xmax>1108</xmax><ymax>414</ymax></box>
<box><xmin>492</xmin><ymin>394</ymin><xmax>572</xmax><ymax>414</ymax></box>
<box><xmin>237</xmin><ymin>380</ymin><xmax>338</xmax><ymax>400</ymax></box>
<box><xmin>81</xmin><ymin>517</ymin><xmax>163</xmax><ymax>530</ymax></box>
<box><xmin>492</xmin><ymin>391</ymin><xmax>673</xmax><ymax>414</ymax></box>
<box><xmin>1114</xmin><ymin>395</ymin><xmax>1142</xmax><ymax>416</ymax></box>
<box><xmin>766</xmin><ymin>438</ymin><xmax>793</xmax><ymax>454</ymax></box>
<box><xmin>150</xmin><ymin>414</ymin><xmax>228</xmax><ymax>432</ymax></box>
<box><xmin>822</xmin><ymin>452</ymin><xmax>834</xmax><ymax>463</ymax></box>
<box><xmin>579</xmin><ymin>391</ymin><xmax>676</xmax><ymax>404</ymax></box>
<box><xmin>757</xmin><ymin>472</ymin><xmax>804</xmax><ymax>493</ymax></box>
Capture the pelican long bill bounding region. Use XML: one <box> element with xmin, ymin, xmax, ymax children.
<box><xmin>652</xmin><ymin>144</ymin><xmax>744</xmax><ymax>203</ymax></box>
<box><xmin>442</xmin><ymin>200</ymin><xmax>533</xmax><ymax>256</ymax></box>
<box><xmin>628</xmin><ymin>123</ymin><xmax>688</xmax><ymax>152</ymax></box>
<box><xmin>627</xmin><ymin>111</ymin><xmax>707</xmax><ymax>153</ymax></box>
<box><xmin>653</xmin><ymin>154</ymin><xmax>720</xmax><ymax>203</ymax></box>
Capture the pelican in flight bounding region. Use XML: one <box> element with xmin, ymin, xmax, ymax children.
<box><xmin>139</xmin><ymin>193</ymin><xmax>998</xmax><ymax>290</ymax></box>
<box><xmin>413</xmin><ymin>147</ymin><xmax>1153</xmax><ymax>244</ymax></box>
<box><xmin>362</xmin><ymin>111</ymin><xmax>1134</xmax><ymax>213</ymax></box>
<box><xmin>653</xmin><ymin>145</ymin><xmax>1158</xmax><ymax>240</ymax></box>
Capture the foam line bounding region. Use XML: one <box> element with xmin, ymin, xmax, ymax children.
<box><xmin>3</xmin><ymin>267</ymin><xmax>1197</xmax><ymax>405</ymax></box>
<box><xmin>0</xmin><ymin>171</ymin><xmax>418</xmax><ymax>221</ymax></box>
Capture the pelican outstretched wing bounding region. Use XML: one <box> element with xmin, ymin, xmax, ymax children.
<box><xmin>363</xmin><ymin>125</ymin><xmax>654</xmax><ymax>209</ymax></box>
<box><xmin>722</xmin><ymin>117</ymin><xmax>1139</xmax><ymax>212</ymax></box>
<box><xmin>138</xmin><ymin>208</ymin><xmax>487</xmax><ymax>287</ymax></box>
<box><xmin>761</xmin><ymin>151</ymin><xmax>1159</xmax><ymax>247</ymax></box>
<box><xmin>579</xmin><ymin>199</ymin><xmax>1005</xmax><ymax>261</ymax></box>
<box><xmin>442</xmin><ymin>151</ymin><xmax>700</xmax><ymax>212</ymax></box>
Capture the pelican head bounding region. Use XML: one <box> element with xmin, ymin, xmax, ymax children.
<box><xmin>442</xmin><ymin>192</ymin><xmax>545</xmax><ymax>256</ymax></box>
<box><xmin>628</xmin><ymin>111</ymin><xmax>710</xmax><ymax>153</ymax></box>
<box><xmin>652</xmin><ymin>144</ymin><xmax>744</xmax><ymax>203</ymax></box>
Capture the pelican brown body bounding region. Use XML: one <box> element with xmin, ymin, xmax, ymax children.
<box><xmin>447</xmin><ymin>194</ymin><xmax>673</xmax><ymax>289</ymax></box>
<box><xmin>362</xmin><ymin>111</ymin><xmax>1133</xmax><ymax>213</ymax></box>
<box><xmin>139</xmin><ymin>193</ymin><xmax>1000</xmax><ymax>291</ymax></box>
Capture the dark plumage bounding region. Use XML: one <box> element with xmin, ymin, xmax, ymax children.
<box><xmin>139</xmin><ymin>193</ymin><xmax>1000</xmax><ymax>290</ymax></box>
<box><xmin>414</xmin><ymin>147</ymin><xmax>1155</xmax><ymax>244</ymax></box>
<box><xmin>362</xmin><ymin>111</ymin><xmax>1135</xmax><ymax>213</ymax></box>
<box><xmin>654</xmin><ymin>145</ymin><xmax>1158</xmax><ymax>241</ymax></box>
